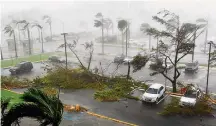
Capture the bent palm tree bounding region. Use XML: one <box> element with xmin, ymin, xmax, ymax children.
<box><xmin>32</xmin><ymin>22</ymin><xmax>44</xmax><ymax>53</ymax></box>
<box><xmin>118</xmin><ymin>20</ymin><xmax>128</xmax><ymax>56</ymax></box>
<box><xmin>2</xmin><ymin>88</ymin><xmax>64</xmax><ymax>126</ymax></box>
<box><xmin>94</xmin><ymin>12</ymin><xmax>104</xmax><ymax>54</ymax></box>
<box><xmin>17</xmin><ymin>20</ymin><xmax>32</xmax><ymax>55</ymax></box>
<box><xmin>43</xmin><ymin>15</ymin><xmax>52</xmax><ymax>41</ymax></box>
<box><xmin>140</xmin><ymin>23</ymin><xmax>152</xmax><ymax>50</ymax></box>
<box><xmin>3</xmin><ymin>24</ymin><xmax>18</xmax><ymax>58</ymax></box>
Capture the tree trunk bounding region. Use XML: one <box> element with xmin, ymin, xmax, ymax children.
<box><xmin>37</xmin><ymin>28</ymin><xmax>41</xmax><ymax>43</ymax></box>
<box><xmin>40</xmin><ymin>29</ymin><xmax>44</xmax><ymax>53</ymax></box>
<box><xmin>192</xmin><ymin>31</ymin><xmax>196</xmax><ymax>62</ymax></box>
<box><xmin>27</xmin><ymin>28</ymin><xmax>31</xmax><ymax>55</ymax></box>
<box><xmin>122</xmin><ymin>32</ymin><xmax>124</xmax><ymax>55</ymax></box>
<box><xmin>88</xmin><ymin>51</ymin><xmax>93</xmax><ymax>70</ymax></box>
<box><xmin>1</xmin><ymin>47</ymin><xmax>3</xmax><ymax>60</ymax></box>
<box><xmin>156</xmin><ymin>36</ymin><xmax>159</xmax><ymax>58</ymax></box>
<box><xmin>204</xmin><ymin>21</ymin><xmax>208</xmax><ymax>54</ymax></box>
<box><xmin>149</xmin><ymin>35</ymin><xmax>151</xmax><ymax>50</ymax></box>
<box><xmin>127</xmin><ymin>62</ymin><xmax>131</xmax><ymax>80</ymax></box>
<box><xmin>106</xmin><ymin>29</ymin><xmax>109</xmax><ymax>37</ymax></box>
<box><xmin>101</xmin><ymin>18</ymin><xmax>104</xmax><ymax>54</ymax></box>
<box><xmin>13</xmin><ymin>31</ymin><xmax>18</xmax><ymax>58</ymax></box>
<box><xmin>49</xmin><ymin>23</ymin><xmax>53</xmax><ymax>41</ymax></box>
<box><xmin>126</xmin><ymin>27</ymin><xmax>128</xmax><ymax>57</ymax></box>
<box><xmin>18</xmin><ymin>24</ymin><xmax>21</xmax><ymax>43</ymax></box>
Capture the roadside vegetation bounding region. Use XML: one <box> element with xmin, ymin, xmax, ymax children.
<box><xmin>160</xmin><ymin>97</ymin><xmax>213</xmax><ymax>116</ymax></box>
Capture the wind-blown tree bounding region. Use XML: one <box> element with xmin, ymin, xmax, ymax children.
<box><xmin>94</xmin><ymin>12</ymin><xmax>104</xmax><ymax>54</ymax></box>
<box><xmin>2</xmin><ymin>88</ymin><xmax>63</xmax><ymax>126</ymax></box>
<box><xmin>140</xmin><ymin>23</ymin><xmax>152</xmax><ymax>50</ymax></box>
<box><xmin>131</xmin><ymin>10</ymin><xmax>206</xmax><ymax>92</ymax></box>
<box><xmin>32</xmin><ymin>22</ymin><xmax>44</xmax><ymax>53</ymax></box>
<box><xmin>17</xmin><ymin>20</ymin><xmax>32</xmax><ymax>55</ymax></box>
<box><xmin>3</xmin><ymin>23</ymin><xmax>18</xmax><ymax>58</ymax></box>
<box><xmin>103</xmin><ymin>18</ymin><xmax>113</xmax><ymax>37</ymax></box>
<box><xmin>118</xmin><ymin>19</ymin><xmax>128</xmax><ymax>56</ymax></box>
<box><xmin>43</xmin><ymin>15</ymin><xmax>53</xmax><ymax>41</ymax></box>
<box><xmin>58</xmin><ymin>39</ymin><xmax>94</xmax><ymax>71</ymax></box>
<box><xmin>196</xmin><ymin>18</ymin><xmax>208</xmax><ymax>54</ymax></box>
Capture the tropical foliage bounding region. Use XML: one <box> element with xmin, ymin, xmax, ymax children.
<box><xmin>1</xmin><ymin>88</ymin><xmax>64</xmax><ymax>126</ymax></box>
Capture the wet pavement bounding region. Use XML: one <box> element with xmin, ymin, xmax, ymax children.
<box><xmin>20</xmin><ymin>112</ymin><xmax>125</xmax><ymax>126</ymax></box>
<box><xmin>2</xmin><ymin>53</ymin><xmax>216</xmax><ymax>94</ymax></box>
<box><xmin>13</xmin><ymin>88</ymin><xmax>216</xmax><ymax>126</ymax></box>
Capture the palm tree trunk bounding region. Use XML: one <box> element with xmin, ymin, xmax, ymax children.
<box><xmin>101</xmin><ymin>17</ymin><xmax>104</xmax><ymax>54</ymax></box>
<box><xmin>204</xmin><ymin>21</ymin><xmax>208</xmax><ymax>54</ymax></box>
<box><xmin>126</xmin><ymin>28</ymin><xmax>128</xmax><ymax>57</ymax></box>
<box><xmin>107</xmin><ymin>29</ymin><xmax>109</xmax><ymax>37</ymax></box>
<box><xmin>40</xmin><ymin>29</ymin><xmax>44</xmax><ymax>53</ymax></box>
<box><xmin>156</xmin><ymin>36</ymin><xmax>159</xmax><ymax>58</ymax></box>
<box><xmin>37</xmin><ymin>28</ymin><xmax>41</xmax><ymax>43</ymax></box>
<box><xmin>1</xmin><ymin>47</ymin><xmax>3</xmax><ymax>60</ymax></box>
<box><xmin>27</xmin><ymin>28</ymin><xmax>31</xmax><ymax>55</ymax></box>
<box><xmin>127</xmin><ymin>62</ymin><xmax>131</xmax><ymax>80</ymax></box>
<box><xmin>49</xmin><ymin>23</ymin><xmax>53</xmax><ymax>41</ymax></box>
<box><xmin>192</xmin><ymin>31</ymin><xmax>196</xmax><ymax>62</ymax></box>
<box><xmin>13</xmin><ymin>32</ymin><xmax>18</xmax><ymax>58</ymax></box>
<box><xmin>18</xmin><ymin>24</ymin><xmax>21</xmax><ymax>43</ymax></box>
<box><xmin>122</xmin><ymin>32</ymin><xmax>124</xmax><ymax>55</ymax></box>
<box><xmin>149</xmin><ymin>35</ymin><xmax>151</xmax><ymax>50</ymax></box>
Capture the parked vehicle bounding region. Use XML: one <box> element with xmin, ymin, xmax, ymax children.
<box><xmin>123</xmin><ymin>56</ymin><xmax>134</xmax><ymax>64</ymax></box>
<box><xmin>9</xmin><ymin>61</ymin><xmax>33</xmax><ymax>75</ymax></box>
<box><xmin>185</xmin><ymin>61</ymin><xmax>199</xmax><ymax>73</ymax></box>
<box><xmin>142</xmin><ymin>83</ymin><xmax>165</xmax><ymax>103</ymax></box>
<box><xmin>48</xmin><ymin>56</ymin><xmax>65</xmax><ymax>63</ymax></box>
<box><xmin>114</xmin><ymin>54</ymin><xmax>125</xmax><ymax>63</ymax></box>
<box><xmin>179</xmin><ymin>89</ymin><xmax>202</xmax><ymax>107</ymax></box>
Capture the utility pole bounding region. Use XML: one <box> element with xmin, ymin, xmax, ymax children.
<box><xmin>61</xmin><ymin>33</ymin><xmax>68</xmax><ymax>69</ymax></box>
<box><xmin>206</xmin><ymin>41</ymin><xmax>212</xmax><ymax>95</ymax></box>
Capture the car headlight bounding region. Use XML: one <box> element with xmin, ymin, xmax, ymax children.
<box><xmin>152</xmin><ymin>97</ymin><xmax>157</xmax><ymax>101</ymax></box>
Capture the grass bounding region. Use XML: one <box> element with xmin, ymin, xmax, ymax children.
<box><xmin>1</xmin><ymin>89</ymin><xmax>23</xmax><ymax>108</ymax></box>
<box><xmin>1</xmin><ymin>52</ymin><xmax>61</xmax><ymax>68</ymax></box>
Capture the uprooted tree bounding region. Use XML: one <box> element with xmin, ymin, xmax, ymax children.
<box><xmin>131</xmin><ymin>10</ymin><xmax>206</xmax><ymax>93</ymax></box>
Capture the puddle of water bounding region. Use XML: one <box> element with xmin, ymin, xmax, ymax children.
<box><xmin>63</xmin><ymin>112</ymin><xmax>85</xmax><ymax>121</ymax></box>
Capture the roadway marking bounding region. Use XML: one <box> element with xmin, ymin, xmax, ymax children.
<box><xmin>86</xmin><ymin>111</ymin><xmax>138</xmax><ymax>126</ymax></box>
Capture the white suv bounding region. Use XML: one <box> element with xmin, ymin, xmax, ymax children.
<box><xmin>142</xmin><ymin>83</ymin><xmax>165</xmax><ymax>103</ymax></box>
<box><xmin>179</xmin><ymin>89</ymin><xmax>202</xmax><ymax>107</ymax></box>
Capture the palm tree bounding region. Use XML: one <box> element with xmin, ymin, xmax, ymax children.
<box><xmin>3</xmin><ymin>23</ymin><xmax>18</xmax><ymax>58</ymax></box>
<box><xmin>32</xmin><ymin>22</ymin><xmax>44</xmax><ymax>53</ymax></box>
<box><xmin>17</xmin><ymin>20</ymin><xmax>32</xmax><ymax>55</ymax></box>
<box><xmin>94</xmin><ymin>12</ymin><xmax>104</xmax><ymax>54</ymax></box>
<box><xmin>118</xmin><ymin>19</ymin><xmax>128</xmax><ymax>56</ymax></box>
<box><xmin>43</xmin><ymin>15</ymin><xmax>52</xmax><ymax>41</ymax></box>
<box><xmin>2</xmin><ymin>88</ymin><xmax>63</xmax><ymax>126</ymax></box>
<box><xmin>103</xmin><ymin>18</ymin><xmax>113</xmax><ymax>37</ymax></box>
<box><xmin>196</xmin><ymin>18</ymin><xmax>208</xmax><ymax>54</ymax></box>
<box><xmin>1</xmin><ymin>46</ymin><xmax>3</xmax><ymax>60</ymax></box>
<box><xmin>140</xmin><ymin>23</ymin><xmax>152</xmax><ymax>50</ymax></box>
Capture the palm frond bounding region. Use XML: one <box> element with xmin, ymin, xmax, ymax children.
<box><xmin>94</xmin><ymin>20</ymin><xmax>102</xmax><ymax>27</ymax></box>
<box><xmin>1</xmin><ymin>97</ymin><xmax>11</xmax><ymax>116</ymax></box>
<box><xmin>95</xmin><ymin>12</ymin><xmax>103</xmax><ymax>18</ymax></box>
<box><xmin>1</xmin><ymin>102</ymin><xmax>45</xmax><ymax>126</ymax></box>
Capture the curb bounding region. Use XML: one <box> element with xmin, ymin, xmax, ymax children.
<box><xmin>1</xmin><ymin>88</ymin><xmax>138</xmax><ymax>126</ymax></box>
<box><xmin>86</xmin><ymin>112</ymin><xmax>138</xmax><ymax>126</ymax></box>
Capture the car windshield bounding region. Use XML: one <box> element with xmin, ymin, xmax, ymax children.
<box><xmin>15</xmin><ymin>64</ymin><xmax>21</xmax><ymax>67</ymax></box>
<box><xmin>184</xmin><ymin>91</ymin><xmax>196</xmax><ymax>98</ymax></box>
<box><xmin>146</xmin><ymin>88</ymin><xmax>158</xmax><ymax>94</ymax></box>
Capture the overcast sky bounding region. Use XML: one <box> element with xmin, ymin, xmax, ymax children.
<box><xmin>1</xmin><ymin>0</ymin><xmax>216</xmax><ymax>40</ymax></box>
